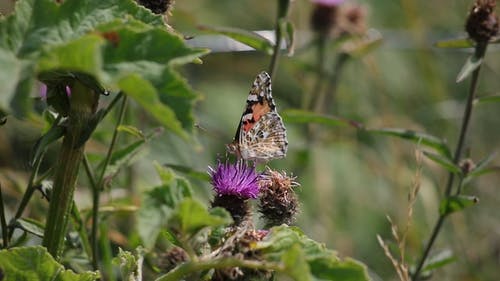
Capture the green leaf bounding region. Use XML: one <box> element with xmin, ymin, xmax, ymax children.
<box><xmin>282</xmin><ymin>109</ymin><xmax>361</xmax><ymax>128</ymax></box>
<box><xmin>367</xmin><ymin>128</ymin><xmax>452</xmax><ymax>158</ymax></box>
<box><xmin>422</xmin><ymin>249</ymin><xmax>456</xmax><ymax>273</ymax></box>
<box><xmin>118</xmin><ymin>74</ymin><xmax>188</xmax><ymax>139</ymax></box>
<box><xmin>423</xmin><ymin>151</ymin><xmax>461</xmax><ymax>174</ymax></box>
<box><xmin>102</xmin><ymin>128</ymin><xmax>162</xmax><ymax>179</ymax></box>
<box><xmin>439</xmin><ymin>195</ymin><xmax>479</xmax><ymax>216</ymax></box>
<box><xmin>170</xmin><ymin>199</ymin><xmax>232</xmax><ymax>235</ymax></box>
<box><xmin>136</xmin><ymin>167</ymin><xmax>192</xmax><ymax>248</ymax></box>
<box><xmin>434</xmin><ymin>37</ymin><xmax>474</xmax><ymax>48</ymax></box>
<box><xmin>456</xmin><ymin>54</ymin><xmax>483</xmax><ymax>83</ymax></box>
<box><xmin>164</xmin><ymin>163</ymin><xmax>211</xmax><ymax>181</ymax></box>
<box><xmin>14</xmin><ymin>218</ymin><xmax>45</xmax><ymax>238</ymax></box>
<box><xmin>0</xmin><ymin>246</ymin><xmax>98</xmax><ymax>280</ymax></box>
<box><xmin>279</xmin><ymin>19</ymin><xmax>295</xmax><ymax>56</ymax></box>
<box><xmin>117</xmin><ymin>125</ymin><xmax>145</xmax><ymax>139</ymax></box>
<box><xmin>256</xmin><ymin>226</ymin><xmax>370</xmax><ymax>281</ymax></box>
<box><xmin>474</xmin><ymin>94</ymin><xmax>500</xmax><ymax>105</ymax></box>
<box><xmin>281</xmin><ymin>244</ymin><xmax>312</xmax><ymax>281</ymax></box>
<box><xmin>198</xmin><ymin>25</ymin><xmax>274</xmax><ymax>55</ymax></box>
<box><xmin>0</xmin><ymin>0</ymin><xmax>164</xmax><ymax>116</ymax></box>
<box><xmin>31</xmin><ymin>120</ymin><xmax>65</xmax><ymax>165</ymax></box>
<box><xmin>112</xmin><ymin>248</ymin><xmax>144</xmax><ymax>281</ymax></box>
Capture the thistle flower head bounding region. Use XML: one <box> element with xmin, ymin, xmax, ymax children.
<box><xmin>466</xmin><ymin>0</ymin><xmax>499</xmax><ymax>42</ymax></box>
<box><xmin>209</xmin><ymin>160</ymin><xmax>260</xmax><ymax>199</ymax></box>
<box><xmin>310</xmin><ymin>0</ymin><xmax>343</xmax><ymax>34</ymax></box>
<box><xmin>258</xmin><ymin>168</ymin><xmax>300</xmax><ymax>227</ymax></box>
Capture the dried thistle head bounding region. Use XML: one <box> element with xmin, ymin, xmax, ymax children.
<box><xmin>157</xmin><ymin>246</ymin><xmax>188</xmax><ymax>272</ymax></box>
<box><xmin>136</xmin><ymin>0</ymin><xmax>175</xmax><ymax>15</ymax></box>
<box><xmin>466</xmin><ymin>0</ymin><xmax>499</xmax><ymax>42</ymax></box>
<box><xmin>258</xmin><ymin>168</ymin><xmax>300</xmax><ymax>228</ymax></box>
<box><xmin>310</xmin><ymin>0</ymin><xmax>344</xmax><ymax>34</ymax></box>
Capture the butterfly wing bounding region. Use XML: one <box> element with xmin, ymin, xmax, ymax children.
<box><xmin>238</xmin><ymin>111</ymin><xmax>288</xmax><ymax>161</ymax></box>
<box><xmin>228</xmin><ymin>71</ymin><xmax>287</xmax><ymax>162</ymax></box>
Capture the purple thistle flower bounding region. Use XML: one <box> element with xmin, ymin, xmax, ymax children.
<box><xmin>208</xmin><ymin>160</ymin><xmax>260</xmax><ymax>199</ymax></box>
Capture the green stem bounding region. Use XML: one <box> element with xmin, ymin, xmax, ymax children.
<box><xmin>8</xmin><ymin>149</ymin><xmax>45</xmax><ymax>239</ymax></box>
<box><xmin>42</xmin><ymin>81</ymin><xmax>99</xmax><ymax>259</ymax></box>
<box><xmin>155</xmin><ymin>257</ymin><xmax>283</xmax><ymax>281</ymax></box>
<box><xmin>411</xmin><ymin>42</ymin><xmax>488</xmax><ymax>281</ymax></box>
<box><xmin>91</xmin><ymin>94</ymin><xmax>127</xmax><ymax>269</ymax></box>
<box><xmin>71</xmin><ymin>203</ymin><xmax>93</xmax><ymax>261</ymax></box>
<box><xmin>307</xmin><ymin>35</ymin><xmax>327</xmax><ymax>112</ymax></box>
<box><xmin>99</xmin><ymin>221</ymin><xmax>116</xmax><ymax>281</ymax></box>
<box><xmin>0</xmin><ymin>183</ymin><xmax>8</xmax><ymax>248</ymax></box>
<box><xmin>268</xmin><ymin>0</ymin><xmax>290</xmax><ymax>79</ymax></box>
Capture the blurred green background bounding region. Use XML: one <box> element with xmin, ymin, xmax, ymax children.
<box><xmin>1</xmin><ymin>0</ymin><xmax>499</xmax><ymax>280</ymax></box>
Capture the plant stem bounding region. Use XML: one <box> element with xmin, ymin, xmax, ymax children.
<box><xmin>8</xmin><ymin>149</ymin><xmax>45</xmax><ymax>239</ymax></box>
<box><xmin>411</xmin><ymin>42</ymin><xmax>487</xmax><ymax>281</ymax></box>
<box><xmin>155</xmin><ymin>257</ymin><xmax>283</xmax><ymax>281</ymax></box>
<box><xmin>0</xmin><ymin>183</ymin><xmax>8</xmax><ymax>248</ymax></box>
<box><xmin>268</xmin><ymin>0</ymin><xmax>290</xmax><ymax>79</ymax></box>
<box><xmin>91</xmin><ymin>94</ymin><xmax>127</xmax><ymax>269</ymax></box>
<box><xmin>42</xmin><ymin>81</ymin><xmax>99</xmax><ymax>259</ymax></box>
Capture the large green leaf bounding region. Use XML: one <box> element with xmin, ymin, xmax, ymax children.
<box><xmin>136</xmin><ymin>166</ymin><xmax>192</xmax><ymax>248</ymax></box>
<box><xmin>1</xmin><ymin>0</ymin><xmax>206</xmax><ymax>139</ymax></box>
<box><xmin>256</xmin><ymin>225</ymin><xmax>370</xmax><ymax>281</ymax></box>
<box><xmin>0</xmin><ymin>0</ymin><xmax>162</xmax><ymax>116</ymax></box>
<box><xmin>422</xmin><ymin>151</ymin><xmax>461</xmax><ymax>174</ymax></box>
<box><xmin>170</xmin><ymin>199</ymin><xmax>232</xmax><ymax>236</ymax></box>
<box><xmin>0</xmin><ymin>246</ymin><xmax>98</xmax><ymax>281</ymax></box>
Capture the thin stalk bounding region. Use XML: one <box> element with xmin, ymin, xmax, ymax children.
<box><xmin>268</xmin><ymin>0</ymin><xmax>290</xmax><ymax>79</ymax></box>
<box><xmin>268</xmin><ymin>23</ymin><xmax>283</xmax><ymax>80</ymax></box>
<box><xmin>71</xmin><ymin>203</ymin><xmax>92</xmax><ymax>261</ymax></box>
<box><xmin>155</xmin><ymin>257</ymin><xmax>283</xmax><ymax>281</ymax></box>
<box><xmin>8</xmin><ymin>150</ymin><xmax>45</xmax><ymax>239</ymax></box>
<box><xmin>308</xmin><ymin>35</ymin><xmax>327</xmax><ymax>112</ymax></box>
<box><xmin>411</xmin><ymin>43</ymin><xmax>487</xmax><ymax>281</ymax></box>
<box><xmin>0</xmin><ymin>183</ymin><xmax>8</xmax><ymax>248</ymax></box>
<box><xmin>91</xmin><ymin>94</ymin><xmax>128</xmax><ymax>269</ymax></box>
<box><xmin>99</xmin><ymin>221</ymin><xmax>116</xmax><ymax>281</ymax></box>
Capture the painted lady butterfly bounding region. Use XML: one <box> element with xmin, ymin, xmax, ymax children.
<box><xmin>227</xmin><ymin>71</ymin><xmax>288</xmax><ymax>162</ymax></box>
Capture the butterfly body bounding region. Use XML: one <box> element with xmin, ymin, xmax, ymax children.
<box><xmin>227</xmin><ymin>71</ymin><xmax>288</xmax><ymax>163</ymax></box>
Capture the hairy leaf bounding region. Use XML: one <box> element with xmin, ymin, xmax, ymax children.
<box><xmin>0</xmin><ymin>246</ymin><xmax>98</xmax><ymax>280</ymax></box>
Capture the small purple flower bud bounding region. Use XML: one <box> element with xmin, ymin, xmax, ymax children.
<box><xmin>65</xmin><ymin>85</ymin><xmax>71</xmax><ymax>97</ymax></box>
<box><xmin>40</xmin><ymin>83</ymin><xmax>47</xmax><ymax>100</ymax></box>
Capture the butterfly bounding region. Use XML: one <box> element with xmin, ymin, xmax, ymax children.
<box><xmin>227</xmin><ymin>71</ymin><xmax>288</xmax><ymax>162</ymax></box>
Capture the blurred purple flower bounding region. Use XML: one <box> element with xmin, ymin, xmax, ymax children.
<box><xmin>40</xmin><ymin>83</ymin><xmax>48</xmax><ymax>100</ymax></box>
<box><xmin>39</xmin><ymin>83</ymin><xmax>72</xmax><ymax>99</ymax></box>
<box><xmin>65</xmin><ymin>85</ymin><xmax>71</xmax><ymax>97</ymax></box>
<box><xmin>208</xmin><ymin>160</ymin><xmax>260</xmax><ymax>199</ymax></box>
<box><xmin>311</xmin><ymin>0</ymin><xmax>344</xmax><ymax>6</ymax></box>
